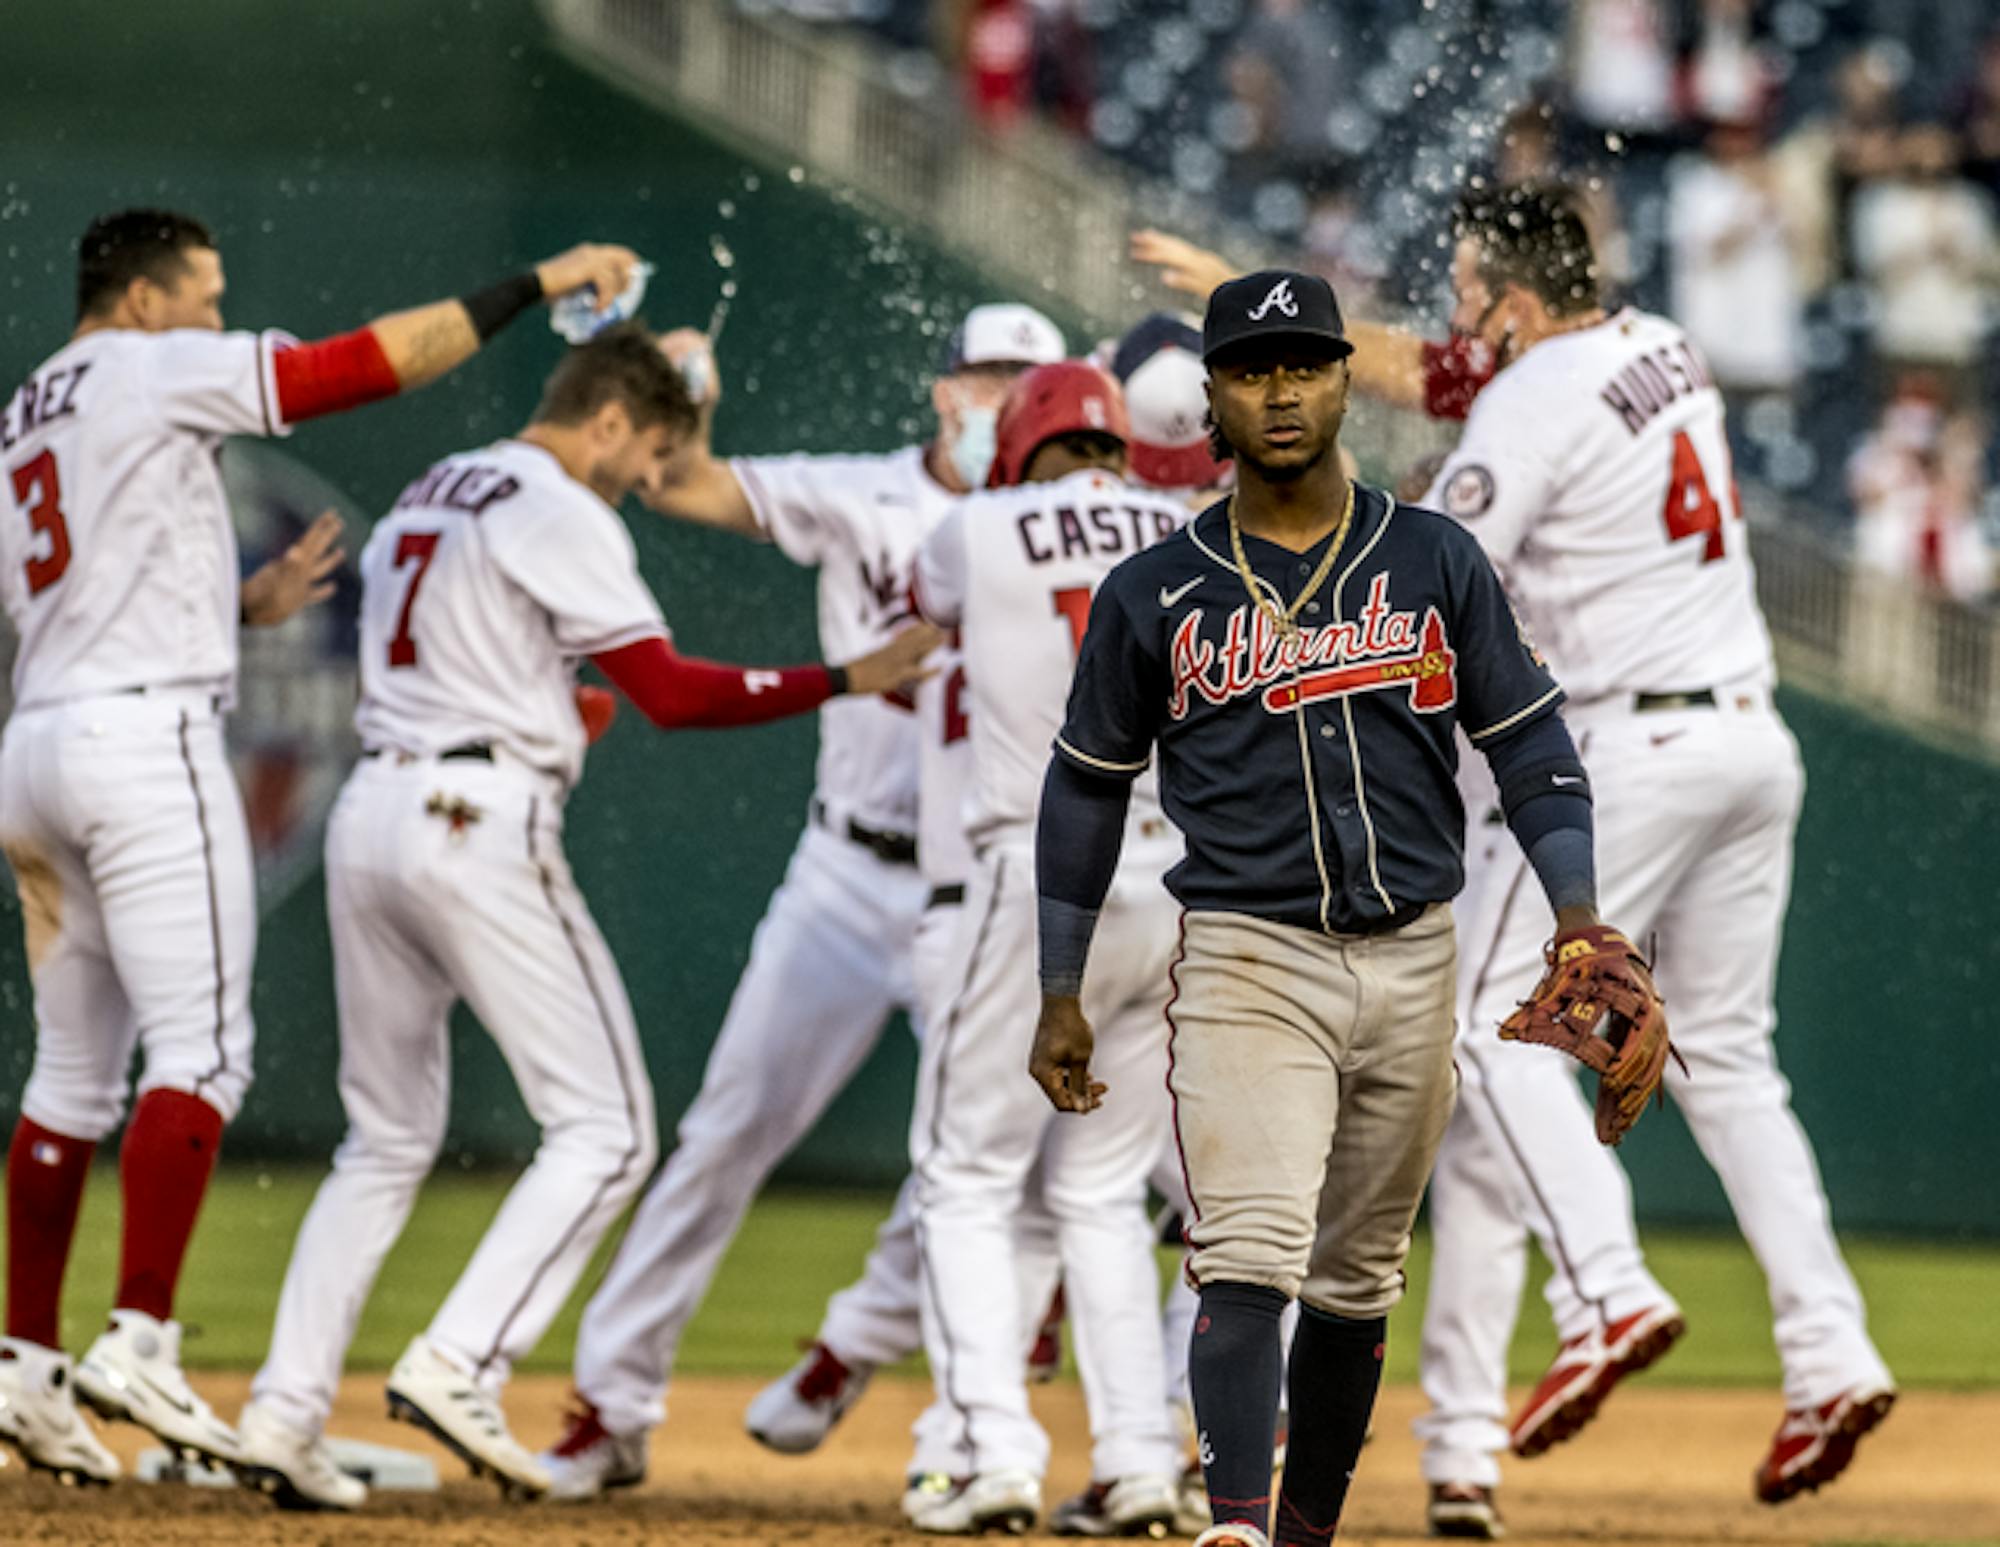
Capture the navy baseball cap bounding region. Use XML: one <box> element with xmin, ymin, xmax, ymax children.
<box><xmin>1201</xmin><ymin>269</ymin><xmax>1354</xmax><ymax>365</ymax></box>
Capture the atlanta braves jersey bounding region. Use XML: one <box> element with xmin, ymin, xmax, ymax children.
<box><xmin>734</xmin><ymin>445</ymin><xmax>955</xmax><ymax>838</ymax></box>
<box><xmin>1056</xmin><ymin>487</ymin><xmax>1562</xmax><ymax>933</ymax></box>
<box><xmin>917</xmin><ymin>468</ymin><xmax>1188</xmax><ymax>849</ymax></box>
<box><xmin>1425</xmin><ymin>309</ymin><xmax>1775</xmax><ymax>702</ymax></box>
<box><xmin>353</xmin><ymin>438</ymin><xmax>665</xmax><ymax>787</ymax></box>
<box><xmin>0</xmin><ymin>327</ymin><xmax>292</xmax><ymax>708</ymax></box>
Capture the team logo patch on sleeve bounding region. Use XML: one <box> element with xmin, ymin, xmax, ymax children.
<box><xmin>1441</xmin><ymin>464</ymin><xmax>1495</xmax><ymax>520</ymax></box>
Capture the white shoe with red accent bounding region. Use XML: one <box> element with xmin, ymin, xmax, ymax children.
<box><xmin>540</xmin><ymin>1395</ymin><xmax>647</xmax><ymax>1501</ymax></box>
<box><xmin>745</xmin><ymin>1342</ymin><xmax>873</xmax><ymax>1455</ymax></box>
<box><xmin>1192</xmin><ymin>1525</ymin><xmax>1272</xmax><ymax>1547</ymax></box>
<box><xmin>1508</xmin><ymin>1304</ymin><xmax>1684</xmax><ymax>1458</ymax></box>
<box><xmin>1753</xmin><ymin>1383</ymin><xmax>1895</xmax><ymax>1504</ymax></box>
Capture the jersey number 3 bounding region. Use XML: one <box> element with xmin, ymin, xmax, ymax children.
<box><xmin>10</xmin><ymin>450</ymin><xmax>72</xmax><ymax>596</ymax></box>
<box><xmin>387</xmin><ymin>531</ymin><xmax>441</xmax><ymax>668</ymax></box>
<box><xmin>1660</xmin><ymin>430</ymin><xmax>1739</xmax><ymax>564</ymax></box>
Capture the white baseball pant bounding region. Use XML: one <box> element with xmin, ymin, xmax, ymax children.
<box><xmin>572</xmin><ymin>819</ymin><xmax>926</xmax><ymax>1435</ymax></box>
<box><xmin>1419</xmin><ymin>697</ymin><xmax>1892</xmax><ymax>1483</ymax></box>
<box><xmin>252</xmin><ymin>755</ymin><xmax>657</xmax><ymax>1432</ymax></box>
<box><xmin>1</xmin><ymin>687</ymin><xmax>255</xmax><ymax>1139</ymax></box>
<box><xmin>912</xmin><ymin>836</ymin><xmax>1181</xmax><ymax>1485</ymax></box>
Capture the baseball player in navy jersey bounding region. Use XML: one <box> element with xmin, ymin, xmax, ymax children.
<box><xmin>0</xmin><ymin>207</ymin><xmax>637</xmax><ymax>1486</ymax></box>
<box><xmin>231</xmin><ymin>324</ymin><xmax>937</xmax><ymax>1510</ymax></box>
<box><xmin>539</xmin><ymin>303</ymin><xmax>1062</xmax><ymax>1497</ymax></box>
<box><xmin>1031</xmin><ymin>270</ymin><xmax>1638</xmax><ymax>1547</ymax></box>
<box><xmin>1412</xmin><ymin>189</ymin><xmax>1893</xmax><ymax>1535</ymax></box>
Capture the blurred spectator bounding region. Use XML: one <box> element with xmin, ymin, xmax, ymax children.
<box><xmin>1224</xmin><ymin>0</ymin><xmax>1343</xmax><ymax>189</ymax></box>
<box><xmin>1851</xmin><ymin>123</ymin><xmax>2000</xmax><ymax>391</ymax></box>
<box><xmin>1950</xmin><ymin>28</ymin><xmax>2000</xmax><ymax>203</ymax></box>
<box><xmin>1670</xmin><ymin>118</ymin><xmax>1802</xmax><ymax>398</ymax></box>
<box><xmin>1849</xmin><ymin>377</ymin><xmax>1994</xmax><ymax>602</ymax></box>
<box><xmin>950</xmin><ymin>0</ymin><xmax>1035</xmax><ymax>128</ymax></box>
<box><xmin>1027</xmin><ymin>1</ymin><xmax>1093</xmax><ymax>136</ymax></box>
<box><xmin>1680</xmin><ymin>0</ymin><xmax>1773</xmax><ymax>128</ymax></box>
<box><xmin>1302</xmin><ymin>182</ymin><xmax>1388</xmax><ymax>307</ymax></box>
<box><xmin>1567</xmin><ymin>0</ymin><xmax>1676</xmax><ymax>139</ymax></box>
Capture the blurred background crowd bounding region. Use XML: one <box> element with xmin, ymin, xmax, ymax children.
<box><xmin>744</xmin><ymin>0</ymin><xmax>2000</xmax><ymax>603</ymax></box>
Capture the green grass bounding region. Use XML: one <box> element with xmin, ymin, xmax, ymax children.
<box><xmin>14</xmin><ymin>1168</ymin><xmax>2000</xmax><ymax>1387</ymax></box>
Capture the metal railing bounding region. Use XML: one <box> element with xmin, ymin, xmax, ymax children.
<box><xmin>542</xmin><ymin>0</ymin><xmax>2000</xmax><ymax>759</ymax></box>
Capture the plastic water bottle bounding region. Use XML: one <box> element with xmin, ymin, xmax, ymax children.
<box><xmin>549</xmin><ymin>260</ymin><xmax>655</xmax><ymax>344</ymax></box>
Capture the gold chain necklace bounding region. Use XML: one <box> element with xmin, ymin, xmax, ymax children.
<box><xmin>1226</xmin><ymin>481</ymin><xmax>1356</xmax><ymax>643</ymax></box>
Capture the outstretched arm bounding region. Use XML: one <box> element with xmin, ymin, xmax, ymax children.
<box><xmin>272</xmin><ymin>244</ymin><xmax>642</xmax><ymax>423</ymax></box>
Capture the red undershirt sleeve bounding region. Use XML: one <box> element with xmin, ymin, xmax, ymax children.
<box><xmin>1421</xmin><ymin>334</ymin><xmax>1497</xmax><ymax>422</ymax></box>
<box><xmin>591</xmin><ymin>636</ymin><xmax>837</xmax><ymax>729</ymax></box>
<box><xmin>272</xmin><ymin>328</ymin><xmax>402</xmax><ymax>423</ymax></box>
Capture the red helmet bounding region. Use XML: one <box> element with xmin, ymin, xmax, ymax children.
<box><xmin>988</xmin><ymin>361</ymin><xmax>1130</xmax><ymax>488</ymax></box>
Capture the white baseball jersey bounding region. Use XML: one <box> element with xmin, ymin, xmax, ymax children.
<box><xmin>353</xmin><ymin>439</ymin><xmax>665</xmax><ymax>787</ymax></box>
<box><xmin>0</xmin><ymin>327</ymin><xmax>291</xmax><ymax>708</ymax></box>
<box><xmin>914</xmin><ymin>641</ymin><xmax>975</xmax><ymax>889</ymax></box>
<box><xmin>1426</xmin><ymin>309</ymin><xmax>1775</xmax><ymax>703</ymax></box>
<box><xmin>734</xmin><ymin>446</ymin><xmax>955</xmax><ymax>836</ymax></box>
<box><xmin>914</xmin><ymin>468</ymin><xmax>1188</xmax><ymax>848</ymax></box>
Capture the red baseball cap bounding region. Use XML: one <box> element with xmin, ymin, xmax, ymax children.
<box><xmin>989</xmin><ymin>361</ymin><xmax>1130</xmax><ymax>488</ymax></box>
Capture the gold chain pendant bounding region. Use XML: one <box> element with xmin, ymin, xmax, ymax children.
<box><xmin>1226</xmin><ymin>482</ymin><xmax>1355</xmax><ymax>644</ymax></box>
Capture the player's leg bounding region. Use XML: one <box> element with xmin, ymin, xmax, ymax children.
<box><xmin>58</xmin><ymin>697</ymin><xmax>253</xmax><ymax>1468</ymax></box>
<box><xmin>567</xmin><ymin>827</ymin><xmax>917</xmax><ymax>1457</ymax></box>
<box><xmin>0</xmin><ymin>720</ymin><xmax>129</xmax><ymax>1485</ymax></box>
<box><xmin>1169</xmin><ymin>911</ymin><xmax>1350</xmax><ymax>1542</ymax></box>
<box><xmin>905</xmin><ymin>846</ymin><xmax>1054</xmax><ymax>1532</ymax></box>
<box><xmin>748</xmin><ymin>894</ymin><xmax>940</xmax><ymax>1454</ymax></box>
<box><xmin>403</xmin><ymin>788</ymin><xmax>657</xmax><ymax>1495</ymax></box>
<box><xmin>1453</xmin><ymin>811</ymin><xmax>1683</xmax><ymax>1459</ymax></box>
<box><xmin>1414</xmin><ymin>1102</ymin><xmax>1527</xmax><ymax>1539</ymax></box>
<box><xmin>1650</xmin><ymin>714</ymin><xmax>1892</xmax><ymax>1499</ymax></box>
<box><xmin>1038</xmin><ymin>893</ymin><xmax>1181</xmax><ymax>1535</ymax></box>
<box><xmin>1282</xmin><ymin>904</ymin><xmax>1458</xmax><ymax>1546</ymax></box>
<box><xmin>241</xmin><ymin>782</ymin><xmax>454</xmax><ymax>1508</ymax></box>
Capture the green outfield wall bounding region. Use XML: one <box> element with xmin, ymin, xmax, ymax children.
<box><xmin>3</xmin><ymin>0</ymin><xmax>1995</xmax><ymax>1238</ymax></box>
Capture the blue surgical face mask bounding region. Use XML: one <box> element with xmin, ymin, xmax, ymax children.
<box><xmin>949</xmin><ymin>404</ymin><xmax>999</xmax><ymax>489</ymax></box>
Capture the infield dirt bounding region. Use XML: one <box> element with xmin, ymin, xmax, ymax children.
<box><xmin>3</xmin><ymin>1374</ymin><xmax>1993</xmax><ymax>1545</ymax></box>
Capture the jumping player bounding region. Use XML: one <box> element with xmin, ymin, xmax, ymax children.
<box><xmin>1414</xmin><ymin>188</ymin><xmax>1894</xmax><ymax>1533</ymax></box>
<box><xmin>539</xmin><ymin>303</ymin><xmax>1062</xmax><ymax>1496</ymax></box>
<box><xmin>1030</xmin><ymin>270</ymin><xmax>1625</xmax><ymax>1547</ymax></box>
<box><xmin>0</xmin><ymin>208</ymin><xmax>637</xmax><ymax>1485</ymax></box>
<box><xmin>903</xmin><ymin>362</ymin><xmax>1190</xmax><ymax>1536</ymax></box>
<box><xmin>232</xmin><ymin>324</ymin><xmax>938</xmax><ymax>1510</ymax></box>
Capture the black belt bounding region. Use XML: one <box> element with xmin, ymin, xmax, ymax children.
<box><xmin>362</xmin><ymin>742</ymin><xmax>495</xmax><ymax>763</ymax></box>
<box><xmin>811</xmin><ymin>798</ymin><xmax>918</xmax><ymax>867</ymax></box>
<box><xmin>926</xmin><ymin>883</ymin><xmax>966</xmax><ymax>908</ymax></box>
<box><xmin>1343</xmin><ymin>900</ymin><xmax>1429</xmax><ymax>937</ymax></box>
<box><xmin>1633</xmin><ymin>689</ymin><xmax>1715</xmax><ymax>713</ymax></box>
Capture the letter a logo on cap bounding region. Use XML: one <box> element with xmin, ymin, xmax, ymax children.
<box><xmin>1248</xmin><ymin>279</ymin><xmax>1299</xmax><ymax>321</ymax></box>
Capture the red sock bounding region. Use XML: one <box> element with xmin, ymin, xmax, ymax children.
<box><xmin>115</xmin><ymin>1090</ymin><xmax>224</xmax><ymax>1322</ymax></box>
<box><xmin>6</xmin><ymin>1118</ymin><xmax>96</xmax><ymax>1347</ymax></box>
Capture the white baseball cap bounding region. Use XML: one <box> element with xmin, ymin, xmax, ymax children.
<box><xmin>1114</xmin><ymin>315</ymin><xmax>1230</xmax><ymax>490</ymax></box>
<box><xmin>945</xmin><ymin>302</ymin><xmax>1066</xmax><ymax>372</ymax></box>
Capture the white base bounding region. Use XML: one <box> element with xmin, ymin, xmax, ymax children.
<box><xmin>137</xmin><ymin>1438</ymin><xmax>441</xmax><ymax>1492</ymax></box>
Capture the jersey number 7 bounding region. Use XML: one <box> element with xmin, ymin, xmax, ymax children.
<box><xmin>9</xmin><ymin>450</ymin><xmax>73</xmax><ymax>596</ymax></box>
<box><xmin>387</xmin><ymin>531</ymin><xmax>441</xmax><ymax>668</ymax></box>
<box><xmin>1660</xmin><ymin>429</ymin><xmax>1740</xmax><ymax>564</ymax></box>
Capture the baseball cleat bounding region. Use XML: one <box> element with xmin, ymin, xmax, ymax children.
<box><xmin>1174</xmin><ymin>1456</ymin><xmax>1211</xmax><ymax>1537</ymax></box>
<box><xmin>1049</xmin><ymin>1473</ymin><xmax>1179</xmax><ymax>1537</ymax></box>
<box><xmin>74</xmin><ymin>1310</ymin><xmax>239</xmax><ymax>1471</ymax></box>
<box><xmin>906</xmin><ymin>1466</ymin><xmax>1043</xmax><ymax>1535</ymax></box>
<box><xmin>234</xmin><ymin>1399</ymin><xmax>366</xmax><ymax>1510</ymax></box>
<box><xmin>1509</xmin><ymin>1304</ymin><xmax>1684</xmax><ymax>1458</ymax></box>
<box><xmin>0</xmin><ymin>1337</ymin><xmax>121</xmax><ymax>1486</ymax></box>
<box><xmin>1027</xmin><ymin>1286</ymin><xmax>1066</xmax><ymax>1383</ymax></box>
<box><xmin>540</xmin><ymin>1395</ymin><xmax>648</xmax><ymax>1502</ymax></box>
<box><xmin>1753</xmin><ymin>1383</ymin><xmax>1896</xmax><ymax>1504</ymax></box>
<box><xmin>1427</xmin><ymin>1481</ymin><xmax>1504</xmax><ymax>1539</ymax></box>
<box><xmin>902</xmin><ymin>1470</ymin><xmax>964</xmax><ymax>1523</ymax></box>
<box><xmin>385</xmin><ymin>1337</ymin><xmax>549</xmax><ymax>1500</ymax></box>
<box><xmin>745</xmin><ymin>1341</ymin><xmax>872</xmax><ymax>1455</ymax></box>
<box><xmin>1191</xmin><ymin>1525</ymin><xmax>1272</xmax><ymax>1547</ymax></box>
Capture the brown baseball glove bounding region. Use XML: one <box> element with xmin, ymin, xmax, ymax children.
<box><xmin>1499</xmin><ymin>924</ymin><xmax>1675</xmax><ymax>1145</ymax></box>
